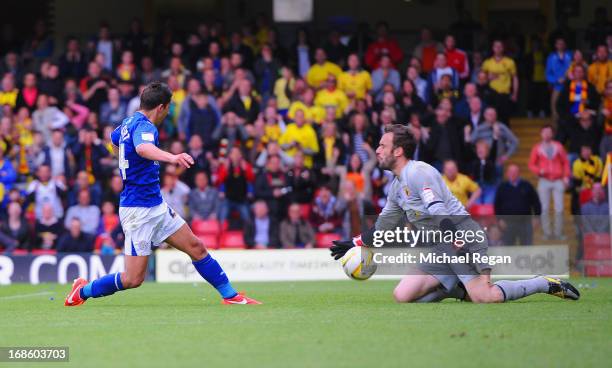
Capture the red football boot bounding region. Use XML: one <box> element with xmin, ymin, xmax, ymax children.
<box><xmin>222</xmin><ymin>292</ymin><xmax>262</xmax><ymax>305</ymax></box>
<box><xmin>64</xmin><ymin>278</ymin><xmax>88</xmax><ymax>307</ymax></box>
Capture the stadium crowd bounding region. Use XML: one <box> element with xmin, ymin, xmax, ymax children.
<box><xmin>0</xmin><ymin>9</ymin><xmax>611</xmax><ymax>253</ymax></box>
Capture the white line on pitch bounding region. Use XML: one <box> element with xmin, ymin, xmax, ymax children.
<box><xmin>0</xmin><ymin>291</ymin><xmax>54</xmax><ymax>300</ymax></box>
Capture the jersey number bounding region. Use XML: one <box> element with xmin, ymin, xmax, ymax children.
<box><xmin>119</xmin><ymin>143</ymin><xmax>129</xmax><ymax>179</ymax></box>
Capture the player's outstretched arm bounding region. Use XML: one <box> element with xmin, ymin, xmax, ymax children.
<box><xmin>135</xmin><ymin>143</ymin><xmax>194</xmax><ymax>169</ymax></box>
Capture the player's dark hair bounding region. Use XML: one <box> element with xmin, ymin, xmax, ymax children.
<box><xmin>384</xmin><ymin>124</ymin><xmax>416</xmax><ymax>159</ymax></box>
<box><xmin>140</xmin><ymin>82</ymin><xmax>172</xmax><ymax>110</ymax></box>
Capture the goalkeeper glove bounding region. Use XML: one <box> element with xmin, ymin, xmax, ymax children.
<box><xmin>330</xmin><ymin>235</ymin><xmax>364</xmax><ymax>260</ymax></box>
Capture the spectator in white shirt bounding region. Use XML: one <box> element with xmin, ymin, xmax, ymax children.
<box><xmin>161</xmin><ymin>165</ymin><xmax>190</xmax><ymax>219</ymax></box>
<box><xmin>32</xmin><ymin>94</ymin><xmax>69</xmax><ymax>142</ymax></box>
<box><xmin>26</xmin><ymin>164</ymin><xmax>66</xmax><ymax>220</ymax></box>
<box><xmin>64</xmin><ymin>189</ymin><xmax>100</xmax><ymax>235</ymax></box>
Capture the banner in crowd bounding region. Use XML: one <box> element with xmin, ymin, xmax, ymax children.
<box><xmin>0</xmin><ymin>254</ymin><xmax>124</xmax><ymax>285</ymax></box>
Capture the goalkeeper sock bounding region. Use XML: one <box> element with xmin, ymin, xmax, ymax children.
<box><xmin>415</xmin><ymin>286</ymin><xmax>465</xmax><ymax>303</ymax></box>
<box><xmin>192</xmin><ymin>254</ymin><xmax>238</xmax><ymax>299</ymax></box>
<box><xmin>80</xmin><ymin>272</ymin><xmax>125</xmax><ymax>299</ymax></box>
<box><xmin>494</xmin><ymin>277</ymin><xmax>549</xmax><ymax>301</ymax></box>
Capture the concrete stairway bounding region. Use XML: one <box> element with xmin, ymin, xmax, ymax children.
<box><xmin>507</xmin><ymin>118</ymin><xmax>578</xmax><ymax>260</ymax></box>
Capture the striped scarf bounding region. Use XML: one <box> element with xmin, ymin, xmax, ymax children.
<box><xmin>569</xmin><ymin>81</ymin><xmax>587</xmax><ymax>115</ymax></box>
<box><xmin>315</xmin><ymin>195</ymin><xmax>336</xmax><ymax>219</ymax></box>
<box><xmin>605</xmin><ymin>97</ymin><xmax>612</xmax><ymax>135</ymax></box>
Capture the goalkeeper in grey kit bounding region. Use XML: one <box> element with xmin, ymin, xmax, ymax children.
<box><xmin>331</xmin><ymin>124</ymin><xmax>580</xmax><ymax>303</ymax></box>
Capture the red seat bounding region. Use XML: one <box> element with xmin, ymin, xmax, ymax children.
<box><xmin>11</xmin><ymin>249</ymin><xmax>28</xmax><ymax>255</ymax></box>
<box><xmin>579</xmin><ymin>188</ymin><xmax>593</xmax><ymax>205</ymax></box>
<box><xmin>31</xmin><ymin>249</ymin><xmax>57</xmax><ymax>255</ymax></box>
<box><xmin>219</xmin><ymin>231</ymin><xmax>247</xmax><ymax>249</ymax></box>
<box><xmin>585</xmin><ymin>264</ymin><xmax>612</xmax><ymax>277</ymax></box>
<box><xmin>197</xmin><ymin>234</ymin><xmax>219</xmax><ymax>250</ymax></box>
<box><xmin>299</xmin><ymin>204</ymin><xmax>312</xmax><ymax>219</ymax></box>
<box><xmin>469</xmin><ymin>204</ymin><xmax>495</xmax><ymax>216</ymax></box>
<box><xmin>191</xmin><ymin>219</ymin><xmax>225</xmax><ymax>236</ymax></box>
<box><xmin>316</xmin><ymin>232</ymin><xmax>342</xmax><ymax>248</ymax></box>
<box><xmin>583</xmin><ymin>233</ymin><xmax>611</xmax><ymax>260</ymax></box>
<box><xmin>469</xmin><ymin>204</ymin><xmax>496</xmax><ymax>226</ymax></box>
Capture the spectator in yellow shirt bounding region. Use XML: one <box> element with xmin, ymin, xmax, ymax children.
<box><xmin>339</xmin><ymin>53</ymin><xmax>372</xmax><ymax>101</ymax></box>
<box><xmin>306</xmin><ymin>48</ymin><xmax>342</xmax><ymax>88</ymax></box>
<box><xmin>442</xmin><ymin>160</ymin><xmax>481</xmax><ymax>208</ymax></box>
<box><xmin>278</xmin><ymin>109</ymin><xmax>319</xmax><ymax>168</ymax></box>
<box><xmin>572</xmin><ymin>145</ymin><xmax>603</xmax><ymax>190</ymax></box>
<box><xmin>314</xmin><ymin>75</ymin><xmax>349</xmax><ymax>118</ymax></box>
<box><xmin>587</xmin><ymin>45</ymin><xmax>612</xmax><ymax>94</ymax></box>
<box><xmin>0</xmin><ymin>74</ymin><xmax>18</xmax><ymax>108</ymax></box>
<box><xmin>260</xmin><ymin>106</ymin><xmax>285</xmax><ymax>143</ymax></box>
<box><xmin>482</xmin><ymin>41</ymin><xmax>518</xmax><ymax>96</ymax></box>
<box><xmin>273</xmin><ymin>66</ymin><xmax>296</xmax><ymax>115</ymax></box>
<box><xmin>481</xmin><ymin>40</ymin><xmax>519</xmax><ymax>124</ymax></box>
<box><xmin>167</xmin><ymin>75</ymin><xmax>186</xmax><ymax>126</ymax></box>
<box><xmin>287</xmin><ymin>88</ymin><xmax>325</xmax><ymax>124</ymax></box>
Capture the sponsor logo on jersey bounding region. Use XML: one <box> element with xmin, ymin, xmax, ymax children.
<box><xmin>141</xmin><ymin>132</ymin><xmax>154</xmax><ymax>142</ymax></box>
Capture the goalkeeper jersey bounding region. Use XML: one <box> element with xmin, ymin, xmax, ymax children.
<box><xmin>376</xmin><ymin>160</ymin><xmax>468</xmax><ymax>231</ymax></box>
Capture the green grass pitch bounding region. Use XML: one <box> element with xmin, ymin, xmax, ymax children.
<box><xmin>1</xmin><ymin>278</ymin><xmax>611</xmax><ymax>368</ymax></box>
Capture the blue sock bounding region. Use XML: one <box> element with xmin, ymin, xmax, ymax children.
<box><xmin>80</xmin><ymin>272</ymin><xmax>125</xmax><ymax>300</ymax></box>
<box><xmin>192</xmin><ymin>254</ymin><xmax>238</xmax><ymax>299</ymax></box>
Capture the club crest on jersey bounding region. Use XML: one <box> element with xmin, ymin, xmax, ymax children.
<box><xmin>120</xmin><ymin>125</ymin><xmax>130</xmax><ymax>141</ymax></box>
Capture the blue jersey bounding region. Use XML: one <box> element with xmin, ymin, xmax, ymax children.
<box><xmin>110</xmin><ymin>112</ymin><xmax>163</xmax><ymax>208</ymax></box>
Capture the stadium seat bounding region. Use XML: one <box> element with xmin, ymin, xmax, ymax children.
<box><xmin>197</xmin><ymin>234</ymin><xmax>219</xmax><ymax>250</ymax></box>
<box><xmin>299</xmin><ymin>204</ymin><xmax>312</xmax><ymax>219</ymax></box>
<box><xmin>191</xmin><ymin>219</ymin><xmax>225</xmax><ymax>236</ymax></box>
<box><xmin>579</xmin><ymin>189</ymin><xmax>593</xmax><ymax>205</ymax></box>
<box><xmin>585</xmin><ymin>264</ymin><xmax>612</xmax><ymax>277</ymax></box>
<box><xmin>469</xmin><ymin>204</ymin><xmax>495</xmax><ymax>216</ymax></box>
<box><xmin>583</xmin><ymin>233</ymin><xmax>611</xmax><ymax>260</ymax></box>
<box><xmin>469</xmin><ymin>204</ymin><xmax>496</xmax><ymax>226</ymax></box>
<box><xmin>31</xmin><ymin>249</ymin><xmax>57</xmax><ymax>255</ymax></box>
<box><xmin>316</xmin><ymin>232</ymin><xmax>341</xmax><ymax>248</ymax></box>
<box><xmin>219</xmin><ymin>231</ymin><xmax>247</xmax><ymax>249</ymax></box>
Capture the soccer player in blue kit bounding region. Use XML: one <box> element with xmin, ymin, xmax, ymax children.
<box><xmin>65</xmin><ymin>82</ymin><xmax>261</xmax><ymax>306</ymax></box>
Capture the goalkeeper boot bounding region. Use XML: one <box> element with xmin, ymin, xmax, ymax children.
<box><xmin>544</xmin><ymin>277</ymin><xmax>580</xmax><ymax>300</ymax></box>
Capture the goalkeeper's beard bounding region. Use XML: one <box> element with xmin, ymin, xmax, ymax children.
<box><xmin>378</xmin><ymin>155</ymin><xmax>396</xmax><ymax>171</ymax></box>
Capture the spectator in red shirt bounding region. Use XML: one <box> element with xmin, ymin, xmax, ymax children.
<box><xmin>412</xmin><ymin>28</ymin><xmax>443</xmax><ymax>74</ymax></box>
<box><xmin>444</xmin><ymin>34</ymin><xmax>470</xmax><ymax>80</ymax></box>
<box><xmin>528</xmin><ymin>125</ymin><xmax>570</xmax><ymax>240</ymax></box>
<box><xmin>364</xmin><ymin>22</ymin><xmax>403</xmax><ymax>70</ymax></box>
<box><xmin>15</xmin><ymin>73</ymin><xmax>39</xmax><ymax>112</ymax></box>
<box><xmin>216</xmin><ymin>146</ymin><xmax>255</xmax><ymax>227</ymax></box>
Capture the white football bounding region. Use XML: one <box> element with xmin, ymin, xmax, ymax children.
<box><xmin>340</xmin><ymin>246</ymin><xmax>377</xmax><ymax>280</ymax></box>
